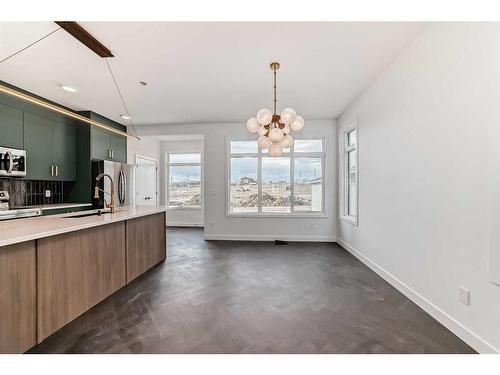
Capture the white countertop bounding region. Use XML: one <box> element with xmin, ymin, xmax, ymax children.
<box><xmin>11</xmin><ymin>203</ymin><xmax>92</xmax><ymax>211</ymax></box>
<box><xmin>0</xmin><ymin>205</ymin><xmax>167</xmax><ymax>248</ymax></box>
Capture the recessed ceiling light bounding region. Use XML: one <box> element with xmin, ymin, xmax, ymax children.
<box><xmin>139</xmin><ymin>81</ymin><xmax>148</xmax><ymax>86</ymax></box>
<box><xmin>120</xmin><ymin>114</ymin><xmax>131</xmax><ymax>120</ymax></box>
<box><xmin>60</xmin><ymin>85</ymin><xmax>77</xmax><ymax>93</ymax></box>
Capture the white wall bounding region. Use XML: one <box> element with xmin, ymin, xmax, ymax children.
<box><xmin>161</xmin><ymin>138</ymin><xmax>204</xmax><ymax>227</ymax></box>
<box><xmin>137</xmin><ymin>119</ymin><xmax>337</xmax><ymax>241</ymax></box>
<box><xmin>127</xmin><ymin>136</ymin><xmax>161</xmax><ymax>165</ymax></box>
<box><xmin>337</xmin><ymin>23</ymin><xmax>500</xmax><ymax>353</ymax></box>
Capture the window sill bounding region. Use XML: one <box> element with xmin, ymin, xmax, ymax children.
<box><xmin>167</xmin><ymin>207</ymin><xmax>203</xmax><ymax>211</ymax></box>
<box><xmin>226</xmin><ymin>213</ymin><xmax>327</xmax><ymax>219</ymax></box>
<box><xmin>340</xmin><ymin>215</ymin><xmax>358</xmax><ymax>226</ymax></box>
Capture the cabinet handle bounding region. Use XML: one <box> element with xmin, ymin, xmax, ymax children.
<box><xmin>55</xmin><ymin>165</ymin><xmax>59</xmax><ymax>177</ymax></box>
<box><xmin>50</xmin><ymin>165</ymin><xmax>54</xmax><ymax>176</ymax></box>
<box><xmin>111</xmin><ymin>149</ymin><xmax>114</xmax><ymax>159</ymax></box>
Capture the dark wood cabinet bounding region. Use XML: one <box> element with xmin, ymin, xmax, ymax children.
<box><xmin>0</xmin><ymin>212</ymin><xmax>164</xmax><ymax>352</ymax></box>
<box><xmin>126</xmin><ymin>213</ymin><xmax>166</xmax><ymax>283</ymax></box>
<box><xmin>0</xmin><ymin>241</ymin><xmax>36</xmax><ymax>353</ymax></box>
<box><xmin>37</xmin><ymin>222</ymin><xmax>126</xmax><ymax>342</ymax></box>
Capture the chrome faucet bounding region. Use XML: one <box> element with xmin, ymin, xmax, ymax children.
<box><xmin>94</xmin><ymin>173</ymin><xmax>116</xmax><ymax>214</ymax></box>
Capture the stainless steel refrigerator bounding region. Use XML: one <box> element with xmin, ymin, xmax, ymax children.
<box><xmin>92</xmin><ymin>160</ymin><xmax>135</xmax><ymax>209</ymax></box>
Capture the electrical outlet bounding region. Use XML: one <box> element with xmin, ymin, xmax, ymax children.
<box><xmin>459</xmin><ymin>286</ymin><xmax>470</xmax><ymax>306</ymax></box>
<box><xmin>45</xmin><ymin>190</ymin><xmax>51</xmax><ymax>198</ymax></box>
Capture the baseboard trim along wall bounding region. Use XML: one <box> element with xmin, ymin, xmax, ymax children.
<box><xmin>337</xmin><ymin>238</ymin><xmax>499</xmax><ymax>354</ymax></box>
<box><xmin>204</xmin><ymin>234</ymin><xmax>337</xmax><ymax>242</ymax></box>
<box><xmin>167</xmin><ymin>222</ymin><xmax>204</xmax><ymax>227</ymax></box>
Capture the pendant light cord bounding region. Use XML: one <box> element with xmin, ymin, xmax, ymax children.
<box><xmin>0</xmin><ymin>27</ymin><xmax>61</xmax><ymax>65</ymax></box>
<box><xmin>104</xmin><ymin>58</ymin><xmax>139</xmax><ymax>139</ymax></box>
<box><xmin>0</xmin><ymin>26</ymin><xmax>139</xmax><ymax>140</ymax></box>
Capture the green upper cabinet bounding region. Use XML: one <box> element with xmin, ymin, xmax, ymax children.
<box><xmin>91</xmin><ymin>127</ymin><xmax>112</xmax><ymax>160</ymax></box>
<box><xmin>0</xmin><ymin>102</ymin><xmax>23</xmax><ymax>149</ymax></box>
<box><xmin>53</xmin><ymin>120</ymin><xmax>77</xmax><ymax>181</ymax></box>
<box><xmin>24</xmin><ymin>113</ymin><xmax>54</xmax><ymax>180</ymax></box>
<box><xmin>110</xmin><ymin>133</ymin><xmax>127</xmax><ymax>163</ymax></box>
<box><xmin>85</xmin><ymin>111</ymin><xmax>127</xmax><ymax>163</ymax></box>
<box><xmin>24</xmin><ymin>113</ymin><xmax>77</xmax><ymax>181</ymax></box>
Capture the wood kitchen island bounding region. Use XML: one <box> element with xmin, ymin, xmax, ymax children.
<box><xmin>0</xmin><ymin>206</ymin><xmax>167</xmax><ymax>353</ymax></box>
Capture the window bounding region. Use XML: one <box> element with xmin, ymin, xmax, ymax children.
<box><xmin>342</xmin><ymin>128</ymin><xmax>358</xmax><ymax>224</ymax></box>
<box><xmin>167</xmin><ymin>153</ymin><xmax>202</xmax><ymax>208</ymax></box>
<box><xmin>228</xmin><ymin>139</ymin><xmax>324</xmax><ymax>215</ymax></box>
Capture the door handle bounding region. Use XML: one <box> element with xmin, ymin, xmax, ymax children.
<box><xmin>55</xmin><ymin>165</ymin><xmax>59</xmax><ymax>177</ymax></box>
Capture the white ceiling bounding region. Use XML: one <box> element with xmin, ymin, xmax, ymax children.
<box><xmin>0</xmin><ymin>22</ymin><xmax>425</xmax><ymax>126</ymax></box>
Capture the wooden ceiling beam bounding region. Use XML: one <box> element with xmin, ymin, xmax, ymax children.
<box><xmin>55</xmin><ymin>21</ymin><xmax>114</xmax><ymax>58</ymax></box>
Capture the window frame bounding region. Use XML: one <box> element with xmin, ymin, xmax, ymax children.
<box><xmin>340</xmin><ymin>124</ymin><xmax>359</xmax><ymax>225</ymax></box>
<box><xmin>166</xmin><ymin>152</ymin><xmax>203</xmax><ymax>210</ymax></box>
<box><xmin>226</xmin><ymin>137</ymin><xmax>326</xmax><ymax>218</ymax></box>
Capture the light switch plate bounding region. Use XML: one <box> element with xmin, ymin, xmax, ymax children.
<box><xmin>459</xmin><ymin>286</ymin><xmax>470</xmax><ymax>305</ymax></box>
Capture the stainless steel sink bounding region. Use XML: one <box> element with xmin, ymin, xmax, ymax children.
<box><xmin>65</xmin><ymin>210</ymin><xmax>111</xmax><ymax>218</ymax></box>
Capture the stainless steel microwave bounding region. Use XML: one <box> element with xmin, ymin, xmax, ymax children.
<box><xmin>0</xmin><ymin>147</ymin><xmax>27</xmax><ymax>177</ymax></box>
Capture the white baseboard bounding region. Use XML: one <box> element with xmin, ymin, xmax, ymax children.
<box><xmin>337</xmin><ymin>238</ymin><xmax>499</xmax><ymax>354</ymax></box>
<box><xmin>204</xmin><ymin>234</ymin><xmax>337</xmax><ymax>242</ymax></box>
<box><xmin>167</xmin><ymin>222</ymin><xmax>204</xmax><ymax>227</ymax></box>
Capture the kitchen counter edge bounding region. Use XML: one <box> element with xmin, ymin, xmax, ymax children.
<box><xmin>0</xmin><ymin>205</ymin><xmax>167</xmax><ymax>247</ymax></box>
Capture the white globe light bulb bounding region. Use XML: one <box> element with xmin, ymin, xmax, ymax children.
<box><xmin>258</xmin><ymin>125</ymin><xmax>268</xmax><ymax>136</ymax></box>
<box><xmin>282</xmin><ymin>124</ymin><xmax>290</xmax><ymax>135</ymax></box>
<box><xmin>281</xmin><ymin>134</ymin><xmax>294</xmax><ymax>148</ymax></box>
<box><xmin>257</xmin><ymin>136</ymin><xmax>271</xmax><ymax>149</ymax></box>
<box><xmin>280</xmin><ymin>107</ymin><xmax>297</xmax><ymax>125</ymax></box>
<box><xmin>246</xmin><ymin>117</ymin><xmax>260</xmax><ymax>133</ymax></box>
<box><xmin>290</xmin><ymin>115</ymin><xmax>304</xmax><ymax>131</ymax></box>
<box><xmin>269</xmin><ymin>142</ymin><xmax>283</xmax><ymax>157</ymax></box>
<box><xmin>268</xmin><ymin>127</ymin><xmax>284</xmax><ymax>143</ymax></box>
<box><xmin>256</xmin><ymin>108</ymin><xmax>273</xmax><ymax>125</ymax></box>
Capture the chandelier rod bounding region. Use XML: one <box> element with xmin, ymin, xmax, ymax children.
<box><xmin>273</xmin><ymin>67</ymin><xmax>277</xmax><ymax>116</ymax></box>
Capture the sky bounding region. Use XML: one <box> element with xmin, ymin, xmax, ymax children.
<box><xmin>168</xmin><ymin>141</ymin><xmax>322</xmax><ymax>184</ymax></box>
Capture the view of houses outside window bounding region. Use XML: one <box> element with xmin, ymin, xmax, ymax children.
<box><xmin>168</xmin><ymin>153</ymin><xmax>202</xmax><ymax>208</ymax></box>
<box><xmin>229</xmin><ymin>139</ymin><xmax>324</xmax><ymax>214</ymax></box>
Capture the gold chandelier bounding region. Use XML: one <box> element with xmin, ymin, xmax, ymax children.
<box><xmin>246</xmin><ymin>62</ymin><xmax>304</xmax><ymax>156</ymax></box>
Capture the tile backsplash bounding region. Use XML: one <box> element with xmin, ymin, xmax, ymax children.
<box><xmin>0</xmin><ymin>179</ymin><xmax>64</xmax><ymax>207</ymax></box>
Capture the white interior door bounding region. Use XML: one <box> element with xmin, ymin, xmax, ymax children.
<box><xmin>135</xmin><ymin>155</ymin><xmax>158</xmax><ymax>206</ymax></box>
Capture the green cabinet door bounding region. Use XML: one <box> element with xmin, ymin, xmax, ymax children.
<box><xmin>53</xmin><ymin>120</ymin><xmax>77</xmax><ymax>181</ymax></box>
<box><xmin>24</xmin><ymin>112</ymin><xmax>54</xmax><ymax>180</ymax></box>
<box><xmin>91</xmin><ymin>127</ymin><xmax>111</xmax><ymax>160</ymax></box>
<box><xmin>0</xmin><ymin>103</ymin><xmax>23</xmax><ymax>149</ymax></box>
<box><xmin>110</xmin><ymin>133</ymin><xmax>127</xmax><ymax>163</ymax></box>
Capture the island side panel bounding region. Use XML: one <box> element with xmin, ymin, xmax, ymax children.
<box><xmin>0</xmin><ymin>241</ymin><xmax>37</xmax><ymax>353</ymax></box>
<box><xmin>37</xmin><ymin>222</ymin><xmax>126</xmax><ymax>342</ymax></box>
<box><xmin>126</xmin><ymin>212</ymin><xmax>166</xmax><ymax>283</ymax></box>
